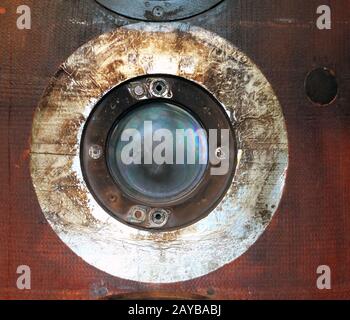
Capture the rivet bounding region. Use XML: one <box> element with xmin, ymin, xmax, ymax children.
<box><xmin>89</xmin><ymin>145</ymin><xmax>103</xmax><ymax>160</ymax></box>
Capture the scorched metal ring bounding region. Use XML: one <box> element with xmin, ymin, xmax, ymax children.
<box><xmin>80</xmin><ymin>74</ymin><xmax>237</xmax><ymax>231</ymax></box>
<box><xmin>30</xmin><ymin>23</ymin><xmax>289</xmax><ymax>283</ymax></box>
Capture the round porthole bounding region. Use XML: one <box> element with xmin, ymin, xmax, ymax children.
<box><xmin>96</xmin><ymin>0</ymin><xmax>224</xmax><ymax>21</ymax></box>
<box><xmin>80</xmin><ymin>75</ymin><xmax>236</xmax><ymax>230</ymax></box>
<box><xmin>31</xmin><ymin>23</ymin><xmax>288</xmax><ymax>283</ymax></box>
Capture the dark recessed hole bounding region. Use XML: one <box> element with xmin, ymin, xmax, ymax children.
<box><xmin>305</xmin><ymin>67</ymin><xmax>338</xmax><ymax>106</ymax></box>
<box><xmin>152</xmin><ymin>80</ymin><xmax>167</xmax><ymax>96</ymax></box>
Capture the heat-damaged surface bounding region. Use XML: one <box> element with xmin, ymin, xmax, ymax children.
<box><xmin>30</xmin><ymin>23</ymin><xmax>288</xmax><ymax>283</ymax></box>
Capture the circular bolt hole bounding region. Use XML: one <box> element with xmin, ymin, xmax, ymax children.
<box><xmin>109</xmin><ymin>195</ymin><xmax>117</xmax><ymax>202</ymax></box>
<box><xmin>134</xmin><ymin>210</ymin><xmax>143</xmax><ymax>219</ymax></box>
<box><xmin>152</xmin><ymin>6</ymin><xmax>164</xmax><ymax>17</ymax></box>
<box><xmin>129</xmin><ymin>207</ymin><xmax>147</xmax><ymax>223</ymax></box>
<box><xmin>151</xmin><ymin>79</ymin><xmax>168</xmax><ymax>97</ymax></box>
<box><xmin>305</xmin><ymin>67</ymin><xmax>338</xmax><ymax>106</ymax></box>
<box><xmin>89</xmin><ymin>145</ymin><xmax>103</xmax><ymax>160</ymax></box>
<box><xmin>151</xmin><ymin>210</ymin><xmax>168</xmax><ymax>225</ymax></box>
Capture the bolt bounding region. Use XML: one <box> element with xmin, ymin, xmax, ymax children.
<box><xmin>89</xmin><ymin>145</ymin><xmax>103</xmax><ymax>160</ymax></box>
<box><xmin>109</xmin><ymin>195</ymin><xmax>117</xmax><ymax>202</ymax></box>
<box><xmin>134</xmin><ymin>84</ymin><xmax>145</xmax><ymax>96</ymax></box>
<box><xmin>152</xmin><ymin>6</ymin><xmax>164</xmax><ymax>18</ymax></box>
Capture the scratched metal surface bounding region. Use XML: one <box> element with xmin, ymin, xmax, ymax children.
<box><xmin>0</xmin><ymin>0</ymin><xmax>350</xmax><ymax>299</ymax></box>
<box><xmin>30</xmin><ymin>23</ymin><xmax>288</xmax><ymax>283</ymax></box>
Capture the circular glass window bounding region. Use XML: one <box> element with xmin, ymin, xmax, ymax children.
<box><xmin>107</xmin><ymin>101</ymin><xmax>209</xmax><ymax>204</ymax></box>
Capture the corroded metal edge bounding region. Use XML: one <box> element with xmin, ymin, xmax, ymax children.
<box><xmin>30</xmin><ymin>22</ymin><xmax>289</xmax><ymax>283</ymax></box>
<box><xmin>96</xmin><ymin>0</ymin><xmax>223</xmax><ymax>21</ymax></box>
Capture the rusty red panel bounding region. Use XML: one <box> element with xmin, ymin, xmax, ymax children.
<box><xmin>0</xmin><ymin>0</ymin><xmax>349</xmax><ymax>300</ymax></box>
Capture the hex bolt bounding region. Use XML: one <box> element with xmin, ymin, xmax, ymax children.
<box><xmin>152</xmin><ymin>6</ymin><xmax>164</xmax><ymax>18</ymax></box>
<box><xmin>88</xmin><ymin>145</ymin><xmax>103</xmax><ymax>160</ymax></box>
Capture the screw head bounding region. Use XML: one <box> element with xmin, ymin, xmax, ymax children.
<box><xmin>134</xmin><ymin>85</ymin><xmax>145</xmax><ymax>96</ymax></box>
<box><xmin>89</xmin><ymin>145</ymin><xmax>103</xmax><ymax>160</ymax></box>
<box><xmin>109</xmin><ymin>195</ymin><xmax>117</xmax><ymax>202</ymax></box>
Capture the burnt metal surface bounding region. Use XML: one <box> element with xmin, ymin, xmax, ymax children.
<box><xmin>81</xmin><ymin>75</ymin><xmax>237</xmax><ymax>231</ymax></box>
<box><xmin>1</xmin><ymin>0</ymin><xmax>350</xmax><ymax>299</ymax></box>
<box><xmin>30</xmin><ymin>23</ymin><xmax>288</xmax><ymax>283</ymax></box>
<box><xmin>96</xmin><ymin>0</ymin><xmax>224</xmax><ymax>21</ymax></box>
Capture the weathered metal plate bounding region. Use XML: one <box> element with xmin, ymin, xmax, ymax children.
<box><xmin>30</xmin><ymin>23</ymin><xmax>288</xmax><ymax>283</ymax></box>
<box><xmin>80</xmin><ymin>75</ymin><xmax>237</xmax><ymax>231</ymax></box>
<box><xmin>96</xmin><ymin>0</ymin><xmax>224</xmax><ymax>21</ymax></box>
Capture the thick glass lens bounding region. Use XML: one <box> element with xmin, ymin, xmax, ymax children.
<box><xmin>107</xmin><ymin>101</ymin><xmax>208</xmax><ymax>204</ymax></box>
